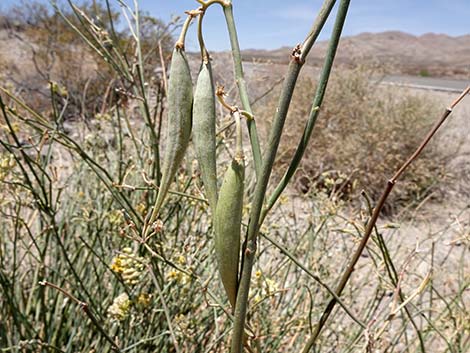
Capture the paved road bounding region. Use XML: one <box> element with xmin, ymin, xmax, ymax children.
<box><xmin>381</xmin><ymin>75</ymin><xmax>469</xmax><ymax>93</ymax></box>
<box><xmin>241</xmin><ymin>61</ymin><xmax>469</xmax><ymax>94</ymax></box>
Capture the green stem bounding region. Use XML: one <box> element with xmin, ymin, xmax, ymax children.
<box><xmin>364</xmin><ymin>191</ymin><xmax>428</xmax><ymax>353</ymax></box>
<box><xmin>230</xmin><ymin>61</ymin><xmax>301</xmax><ymax>353</ymax></box>
<box><xmin>263</xmin><ymin>0</ymin><xmax>345</xmax><ymax>219</ymax></box>
<box><xmin>229</xmin><ymin>1</ymin><xmax>343</xmax><ymax>352</ymax></box>
<box><xmin>302</xmin><ymin>182</ymin><xmax>393</xmax><ymax>353</ymax></box>
<box><xmin>197</xmin><ymin>0</ymin><xmax>262</xmax><ymax>176</ymax></box>
<box><xmin>222</xmin><ymin>3</ymin><xmax>262</xmax><ymax>178</ymax></box>
<box><xmin>133</xmin><ymin>5</ymin><xmax>161</xmax><ymax>182</ymax></box>
<box><xmin>1</xmin><ymin>89</ymin><xmax>142</xmax><ymax>226</ymax></box>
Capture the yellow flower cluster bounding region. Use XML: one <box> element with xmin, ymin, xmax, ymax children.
<box><xmin>107</xmin><ymin>209</ymin><xmax>124</xmax><ymax>227</ymax></box>
<box><xmin>1</xmin><ymin>122</ymin><xmax>20</xmax><ymax>134</ymax></box>
<box><xmin>0</xmin><ymin>154</ymin><xmax>16</xmax><ymax>181</ymax></box>
<box><xmin>95</xmin><ymin>113</ymin><xmax>111</xmax><ymax>121</ymax></box>
<box><xmin>49</xmin><ymin>81</ymin><xmax>68</xmax><ymax>97</ymax></box>
<box><xmin>110</xmin><ymin>248</ymin><xmax>145</xmax><ymax>285</ymax></box>
<box><xmin>166</xmin><ymin>269</ymin><xmax>191</xmax><ymax>286</ymax></box>
<box><xmin>136</xmin><ymin>293</ymin><xmax>152</xmax><ymax>308</ymax></box>
<box><xmin>107</xmin><ymin>293</ymin><xmax>131</xmax><ymax>321</ymax></box>
<box><xmin>136</xmin><ymin>202</ymin><xmax>147</xmax><ymax>217</ymax></box>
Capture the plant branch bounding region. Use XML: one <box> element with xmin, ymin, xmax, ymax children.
<box><xmin>39</xmin><ymin>281</ymin><xmax>120</xmax><ymax>351</ymax></box>
<box><xmin>263</xmin><ymin>0</ymin><xmax>347</xmax><ymax>219</ymax></box>
<box><xmin>222</xmin><ymin>2</ymin><xmax>262</xmax><ymax>178</ymax></box>
<box><xmin>261</xmin><ymin>231</ymin><xmax>365</xmax><ymax>329</ymax></box>
<box><xmin>229</xmin><ymin>1</ymin><xmax>344</xmax><ymax>351</ymax></box>
<box><xmin>175</xmin><ymin>10</ymin><xmax>201</xmax><ymax>49</ymax></box>
<box><xmin>301</xmin><ymin>85</ymin><xmax>470</xmax><ymax>352</ymax></box>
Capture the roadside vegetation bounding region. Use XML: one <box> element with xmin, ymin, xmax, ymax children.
<box><xmin>1</xmin><ymin>1</ymin><xmax>468</xmax><ymax>352</ymax></box>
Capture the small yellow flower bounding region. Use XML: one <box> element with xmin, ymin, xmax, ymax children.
<box><xmin>136</xmin><ymin>203</ymin><xmax>147</xmax><ymax>216</ymax></box>
<box><xmin>108</xmin><ymin>210</ymin><xmax>124</xmax><ymax>227</ymax></box>
<box><xmin>176</xmin><ymin>255</ymin><xmax>186</xmax><ymax>265</ymax></box>
<box><xmin>166</xmin><ymin>269</ymin><xmax>191</xmax><ymax>286</ymax></box>
<box><xmin>167</xmin><ymin>270</ymin><xmax>179</xmax><ymax>280</ymax></box>
<box><xmin>49</xmin><ymin>81</ymin><xmax>68</xmax><ymax>97</ymax></box>
<box><xmin>265</xmin><ymin>278</ymin><xmax>279</xmax><ymax>295</ymax></box>
<box><xmin>1</xmin><ymin>122</ymin><xmax>20</xmax><ymax>133</ymax></box>
<box><xmin>0</xmin><ymin>154</ymin><xmax>16</xmax><ymax>181</ymax></box>
<box><xmin>95</xmin><ymin>113</ymin><xmax>111</xmax><ymax>121</ymax></box>
<box><xmin>260</xmin><ymin>225</ymin><xmax>269</xmax><ymax>234</ymax></box>
<box><xmin>136</xmin><ymin>293</ymin><xmax>152</xmax><ymax>308</ymax></box>
<box><xmin>254</xmin><ymin>294</ymin><xmax>262</xmax><ymax>304</ymax></box>
<box><xmin>110</xmin><ymin>257</ymin><xmax>124</xmax><ymax>273</ymax></box>
<box><xmin>279</xmin><ymin>195</ymin><xmax>289</xmax><ymax>205</ymax></box>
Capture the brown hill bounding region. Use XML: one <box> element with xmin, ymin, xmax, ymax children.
<box><xmin>239</xmin><ymin>31</ymin><xmax>470</xmax><ymax>79</ymax></box>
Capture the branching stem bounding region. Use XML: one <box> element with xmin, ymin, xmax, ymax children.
<box><xmin>301</xmin><ymin>85</ymin><xmax>470</xmax><ymax>352</ymax></box>
<box><xmin>39</xmin><ymin>281</ymin><xmax>120</xmax><ymax>351</ymax></box>
<box><xmin>229</xmin><ymin>1</ymin><xmax>346</xmax><ymax>352</ymax></box>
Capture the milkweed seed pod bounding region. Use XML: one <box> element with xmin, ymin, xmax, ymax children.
<box><xmin>150</xmin><ymin>46</ymin><xmax>193</xmax><ymax>221</ymax></box>
<box><xmin>193</xmin><ymin>60</ymin><xmax>218</xmax><ymax>211</ymax></box>
<box><xmin>214</xmin><ymin>111</ymin><xmax>244</xmax><ymax>308</ymax></box>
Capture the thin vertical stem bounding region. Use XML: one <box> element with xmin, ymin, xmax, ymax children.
<box><xmin>263</xmin><ymin>0</ymin><xmax>349</xmax><ymax>218</ymax></box>
<box><xmin>222</xmin><ymin>3</ymin><xmax>263</xmax><ymax>178</ymax></box>
<box><xmin>230</xmin><ymin>1</ymin><xmax>347</xmax><ymax>351</ymax></box>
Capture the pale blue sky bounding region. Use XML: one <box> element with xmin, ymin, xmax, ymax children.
<box><xmin>2</xmin><ymin>1</ymin><xmax>469</xmax><ymax>50</ymax></box>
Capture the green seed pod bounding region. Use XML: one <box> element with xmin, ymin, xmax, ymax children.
<box><xmin>151</xmin><ymin>47</ymin><xmax>193</xmax><ymax>220</ymax></box>
<box><xmin>214</xmin><ymin>111</ymin><xmax>244</xmax><ymax>308</ymax></box>
<box><xmin>193</xmin><ymin>61</ymin><xmax>218</xmax><ymax>211</ymax></box>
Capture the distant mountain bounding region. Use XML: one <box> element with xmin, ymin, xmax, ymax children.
<box><xmin>239</xmin><ymin>31</ymin><xmax>470</xmax><ymax>79</ymax></box>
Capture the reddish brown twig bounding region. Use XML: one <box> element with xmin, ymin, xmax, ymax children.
<box><xmin>302</xmin><ymin>85</ymin><xmax>470</xmax><ymax>352</ymax></box>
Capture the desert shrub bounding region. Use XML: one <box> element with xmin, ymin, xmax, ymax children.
<box><xmin>0</xmin><ymin>0</ymin><xmax>175</xmax><ymax>119</ymax></box>
<box><xmin>258</xmin><ymin>67</ymin><xmax>447</xmax><ymax>213</ymax></box>
<box><xmin>419</xmin><ymin>69</ymin><xmax>430</xmax><ymax>77</ymax></box>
